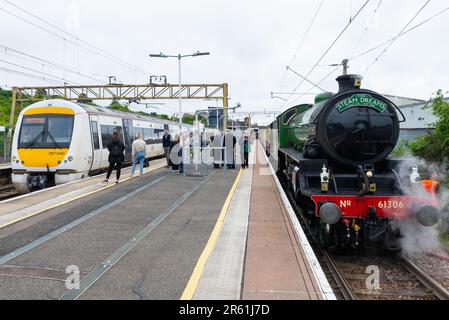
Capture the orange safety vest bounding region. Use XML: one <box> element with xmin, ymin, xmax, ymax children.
<box><xmin>420</xmin><ymin>179</ymin><xmax>439</xmax><ymax>195</ymax></box>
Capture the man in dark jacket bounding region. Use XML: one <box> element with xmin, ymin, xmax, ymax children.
<box><xmin>105</xmin><ymin>131</ymin><xmax>125</xmax><ymax>184</ymax></box>
<box><xmin>162</xmin><ymin>129</ymin><xmax>172</xmax><ymax>167</ymax></box>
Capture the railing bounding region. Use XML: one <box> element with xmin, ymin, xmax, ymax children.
<box><xmin>179</xmin><ymin>147</ymin><xmax>228</xmax><ymax>177</ymax></box>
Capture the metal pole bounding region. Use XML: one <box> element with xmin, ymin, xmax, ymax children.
<box><xmin>178</xmin><ymin>55</ymin><xmax>182</xmax><ymax>132</ymax></box>
<box><xmin>9</xmin><ymin>87</ymin><xmax>16</xmax><ymax>133</ymax></box>
<box><xmin>195</xmin><ymin>112</ymin><xmax>199</xmax><ymax>172</ymax></box>
<box><xmin>342</xmin><ymin>59</ymin><xmax>349</xmax><ymax>75</ymax></box>
<box><xmin>224</xmin><ymin>147</ymin><xmax>227</xmax><ymax>177</ymax></box>
<box><xmin>223</xmin><ymin>83</ymin><xmax>228</xmax><ymax>134</ymax></box>
<box><xmin>216</xmin><ymin>100</ymin><xmax>219</xmax><ymax>132</ymax></box>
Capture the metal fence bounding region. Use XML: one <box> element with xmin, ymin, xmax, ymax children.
<box><xmin>179</xmin><ymin>147</ymin><xmax>228</xmax><ymax>177</ymax></box>
<box><xmin>0</xmin><ymin>130</ymin><xmax>12</xmax><ymax>162</ymax></box>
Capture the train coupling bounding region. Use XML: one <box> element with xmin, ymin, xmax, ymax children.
<box><xmin>28</xmin><ymin>175</ymin><xmax>48</xmax><ymax>191</ymax></box>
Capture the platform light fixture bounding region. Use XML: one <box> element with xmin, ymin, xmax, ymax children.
<box><xmin>149</xmin><ymin>51</ymin><xmax>210</xmax><ymax>133</ymax></box>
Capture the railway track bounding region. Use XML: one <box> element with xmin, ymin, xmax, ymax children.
<box><xmin>325</xmin><ymin>252</ymin><xmax>449</xmax><ymax>300</ymax></box>
<box><xmin>0</xmin><ymin>183</ymin><xmax>17</xmax><ymax>200</ymax></box>
<box><xmin>0</xmin><ymin>166</ymin><xmax>16</xmax><ymax>200</ymax></box>
<box><xmin>275</xmin><ymin>165</ymin><xmax>449</xmax><ymax>300</ymax></box>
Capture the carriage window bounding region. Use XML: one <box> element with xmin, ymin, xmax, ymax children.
<box><xmin>100</xmin><ymin>125</ymin><xmax>122</xmax><ymax>149</ymax></box>
<box><xmin>90</xmin><ymin>121</ymin><xmax>100</xmax><ymax>150</ymax></box>
<box><xmin>143</xmin><ymin>128</ymin><xmax>154</xmax><ymax>145</ymax></box>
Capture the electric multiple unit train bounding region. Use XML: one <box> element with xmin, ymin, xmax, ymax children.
<box><xmin>10</xmin><ymin>99</ymin><xmax>213</xmax><ymax>193</ymax></box>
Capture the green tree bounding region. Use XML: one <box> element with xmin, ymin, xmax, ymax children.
<box><xmin>409</xmin><ymin>90</ymin><xmax>449</xmax><ymax>169</ymax></box>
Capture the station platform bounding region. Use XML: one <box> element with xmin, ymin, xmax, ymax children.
<box><xmin>0</xmin><ymin>141</ymin><xmax>334</xmax><ymax>300</ymax></box>
<box><xmin>186</xmin><ymin>141</ymin><xmax>334</xmax><ymax>300</ymax></box>
<box><xmin>0</xmin><ymin>163</ymin><xmax>11</xmax><ymax>171</ymax></box>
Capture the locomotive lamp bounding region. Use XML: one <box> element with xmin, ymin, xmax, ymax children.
<box><xmin>320</xmin><ymin>164</ymin><xmax>330</xmax><ymax>192</ymax></box>
<box><xmin>410</xmin><ymin>165</ymin><xmax>421</xmax><ymax>183</ymax></box>
<box><xmin>365</xmin><ymin>169</ymin><xmax>376</xmax><ymax>192</ymax></box>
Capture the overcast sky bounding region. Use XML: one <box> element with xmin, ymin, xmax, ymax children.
<box><xmin>0</xmin><ymin>0</ymin><xmax>448</xmax><ymax>125</ymax></box>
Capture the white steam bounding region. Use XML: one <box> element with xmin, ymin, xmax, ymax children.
<box><xmin>393</xmin><ymin>154</ymin><xmax>449</xmax><ymax>257</ymax></box>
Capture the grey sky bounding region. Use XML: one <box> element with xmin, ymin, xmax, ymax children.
<box><xmin>0</xmin><ymin>0</ymin><xmax>448</xmax><ymax>125</ymax></box>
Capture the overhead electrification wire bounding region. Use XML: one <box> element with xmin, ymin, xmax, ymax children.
<box><xmin>350</xmin><ymin>3</ymin><xmax>449</xmax><ymax>61</ymax></box>
<box><xmin>0</xmin><ymin>58</ymin><xmax>83</xmax><ymax>85</ymax></box>
<box><xmin>0</xmin><ymin>66</ymin><xmax>68</xmax><ymax>85</ymax></box>
<box><xmin>351</xmin><ymin>0</ymin><xmax>383</xmax><ymax>56</ymax></box>
<box><xmin>363</xmin><ymin>0</ymin><xmax>431</xmax><ymax>72</ymax></box>
<box><xmin>278</xmin><ymin>0</ymin><xmax>326</xmax><ymax>92</ymax></box>
<box><xmin>0</xmin><ymin>3</ymin><xmax>149</xmax><ymax>76</ymax></box>
<box><xmin>285</xmin><ymin>66</ymin><xmax>326</xmax><ymax>92</ymax></box>
<box><xmin>0</xmin><ymin>44</ymin><xmax>107</xmax><ymax>84</ymax></box>
<box><xmin>288</xmin><ymin>66</ymin><xmax>339</xmax><ymax>106</ymax></box>
<box><xmin>1</xmin><ymin>0</ymin><xmax>141</xmax><ymax>74</ymax></box>
<box><xmin>284</xmin><ymin>0</ymin><xmax>371</xmax><ymax>106</ymax></box>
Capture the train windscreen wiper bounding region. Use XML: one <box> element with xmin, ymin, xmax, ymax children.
<box><xmin>25</xmin><ymin>130</ymin><xmax>45</xmax><ymax>148</ymax></box>
<box><xmin>46</xmin><ymin>131</ymin><xmax>61</xmax><ymax>148</ymax></box>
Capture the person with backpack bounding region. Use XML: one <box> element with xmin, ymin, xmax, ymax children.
<box><xmin>104</xmin><ymin>131</ymin><xmax>125</xmax><ymax>184</ymax></box>
<box><xmin>131</xmin><ymin>132</ymin><xmax>147</xmax><ymax>177</ymax></box>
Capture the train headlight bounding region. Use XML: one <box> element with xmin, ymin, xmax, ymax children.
<box><xmin>366</xmin><ymin>170</ymin><xmax>374</xmax><ymax>178</ymax></box>
<box><xmin>12</xmin><ymin>156</ymin><xmax>17</xmax><ymax>162</ymax></box>
<box><xmin>68</xmin><ymin>156</ymin><xmax>74</xmax><ymax>162</ymax></box>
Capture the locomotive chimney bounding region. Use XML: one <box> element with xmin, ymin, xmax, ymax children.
<box><xmin>336</xmin><ymin>74</ymin><xmax>363</xmax><ymax>93</ymax></box>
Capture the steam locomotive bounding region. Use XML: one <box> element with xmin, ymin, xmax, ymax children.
<box><xmin>263</xmin><ymin>74</ymin><xmax>440</xmax><ymax>251</ymax></box>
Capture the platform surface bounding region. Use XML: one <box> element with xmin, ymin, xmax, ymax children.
<box><xmin>0</xmin><ymin>160</ymin><xmax>238</xmax><ymax>299</ymax></box>
<box><xmin>0</xmin><ymin>140</ymin><xmax>333</xmax><ymax>300</ymax></box>
<box><xmin>190</xmin><ymin>141</ymin><xmax>334</xmax><ymax>300</ymax></box>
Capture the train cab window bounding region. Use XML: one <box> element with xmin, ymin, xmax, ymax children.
<box><xmin>19</xmin><ymin>114</ymin><xmax>74</xmax><ymax>148</ymax></box>
<box><xmin>90</xmin><ymin>121</ymin><xmax>100</xmax><ymax>150</ymax></box>
<box><xmin>282</xmin><ymin>109</ymin><xmax>297</xmax><ymax>125</ymax></box>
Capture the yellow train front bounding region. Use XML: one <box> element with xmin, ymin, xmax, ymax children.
<box><xmin>11</xmin><ymin>99</ymin><xmax>189</xmax><ymax>194</ymax></box>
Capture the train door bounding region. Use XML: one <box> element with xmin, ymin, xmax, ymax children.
<box><xmin>89</xmin><ymin>115</ymin><xmax>102</xmax><ymax>172</ymax></box>
<box><xmin>122</xmin><ymin>119</ymin><xmax>134</xmax><ymax>163</ymax></box>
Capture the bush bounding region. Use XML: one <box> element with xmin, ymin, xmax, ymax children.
<box><xmin>409</xmin><ymin>90</ymin><xmax>449</xmax><ymax>181</ymax></box>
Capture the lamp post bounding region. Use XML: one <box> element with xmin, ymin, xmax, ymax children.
<box><xmin>149</xmin><ymin>51</ymin><xmax>210</xmax><ymax>134</ymax></box>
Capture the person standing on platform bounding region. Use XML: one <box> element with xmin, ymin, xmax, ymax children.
<box><xmin>104</xmin><ymin>131</ymin><xmax>125</xmax><ymax>184</ymax></box>
<box><xmin>210</xmin><ymin>135</ymin><xmax>221</xmax><ymax>169</ymax></box>
<box><xmin>170</xmin><ymin>135</ymin><xmax>183</xmax><ymax>174</ymax></box>
<box><xmin>162</xmin><ymin>129</ymin><xmax>172</xmax><ymax>167</ymax></box>
<box><xmin>223</xmin><ymin>130</ymin><xmax>237</xmax><ymax>169</ymax></box>
<box><xmin>242</xmin><ymin>135</ymin><xmax>251</xmax><ymax>169</ymax></box>
<box><xmin>131</xmin><ymin>132</ymin><xmax>147</xmax><ymax>177</ymax></box>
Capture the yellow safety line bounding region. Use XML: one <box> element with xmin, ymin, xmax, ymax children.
<box><xmin>0</xmin><ymin>164</ymin><xmax>166</xmax><ymax>230</ymax></box>
<box><xmin>180</xmin><ymin>168</ymin><xmax>243</xmax><ymax>300</ymax></box>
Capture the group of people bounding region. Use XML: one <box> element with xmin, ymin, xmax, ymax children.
<box><xmin>210</xmin><ymin>131</ymin><xmax>251</xmax><ymax>169</ymax></box>
<box><xmin>103</xmin><ymin>129</ymin><xmax>252</xmax><ymax>184</ymax></box>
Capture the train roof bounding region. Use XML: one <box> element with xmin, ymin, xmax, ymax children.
<box><xmin>79</xmin><ymin>103</ymin><xmax>191</xmax><ymax>127</ymax></box>
<box><xmin>22</xmin><ymin>99</ymin><xmax>194</xmax><ymax>128</ymax></box>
